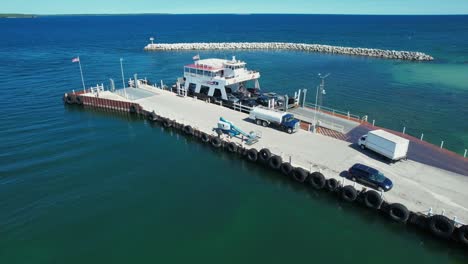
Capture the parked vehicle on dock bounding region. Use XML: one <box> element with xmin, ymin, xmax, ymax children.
<box><xmin>249</xmin><ymin>107</ymin><xmax>300</xmax><ymax>134</ymax></box>
<box><xmin>256</xmin><ymin>93</ymin><xmax>285</xmax><ymax>108</ymax></box>
<box><xmin>240</xmin><ymin>98</ymin><xmax>258</xmax><ymax>107</ymax></box>
<box><xmin>223</xmin><ymin>94</ymin><xmax>240</xmax><ymax>107</ymax></box>
<box><xmin>347</xmin><ymin>163</ymin><xmax>393</xmax><ymax>192</ymax></box>
<box><xmin>216</xmin><ymin>117</ymin><xmax>260</xmax><ymax>145</ymax></box>
<box><xmin>247</xmin><ymin>88</ymin><xmax>261</xmax><ymax>96</ymax></box>
<box><xmin>255</xmin><ymin>95</ymin><xmax>271</xmax><ymax>107</ymax></box>
<box><xmin>358</xmin><ymin>129</ymin><xmax>409</xmax><ymax>161</ymax></box>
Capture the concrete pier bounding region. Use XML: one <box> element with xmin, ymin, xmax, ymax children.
<box><xmin>144</xmin><ymin>42</ymin><xmax>434</xmax><ymax>61</ymax></box>
<box><xmin>67</xmin><ymin>84</ymin><xmax>468</xmax><ymax>225</ymax></box>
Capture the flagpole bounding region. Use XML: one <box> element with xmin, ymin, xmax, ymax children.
<box><xmin>120</xmin><ymin>58</ymin><xmax>127</xmax><ymax>99</ymax></box>
<box><xmin>77</xmin><ymin>56</ymin><xmax>86</xmax><ymax>92</ymax></box>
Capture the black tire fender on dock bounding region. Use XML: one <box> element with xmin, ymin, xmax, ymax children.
<box><xmin>280</xmin><ymin>162</ymin><xmax>293</xmax><ymax>176</ymax></box>
<box><xmin>388</xmin><ymin>203</ymin><xmax>410</xmax><ymax>223</ymax></box>
<box><xmin>201</xmin><ymin>133</ymin><xmax>210</xmax><ymax>143</ymax></box>
<box><xmin>246</xmin><ymin>148</ymin><xmax>258</xmax><ymax>162</ymax></box>
<box><xmin>308</xmin><ymin>172</ymin><xmax>326</xmax><ymax>190</ymax></box>
<box><xmin>291</xmin><ymin>167</ymin><xmax>308</xmax><ymax>183</ymax></box>
<box><xmin>75</xmin><ymin>95</ymin><xmax>83</xmax><ymax>105</ymax></box>
<box><xmin>211</xmin><ymin>137</ymin><xmax>222</xmax><ymax>148</ymax></box>
<box><xmin>163</xmin><ymin>119</ymin><xmax>172</xmax><ymax>128</ymax></box>
<box><xmin>237</xmin><ymin>146</ymin><xmax>245</xmax><ymax>155</ymax></box>
<box><xmin>227</xmin><ymin>142</ymin><xmax>237</xmax><ymax>153</ymax></box>
<box><xmin>129</xmin><ymin>104</ymin><xmax>140</xmax><ymax>114</ymax></box>
<box><xmin>456</xmin><ymin>225</ymin><xmax>468</xmax><ymax>247</ymax></box>
<box><xmin>183</xmin><ymin>125</ymin><xmax>194</xmax><ymax>135</ymax></box>
<box><xmin>148</xmin><ymin>111</ymin><xmax>157</xmax><ymax>121</ymax></box>
<box><xmin>408</xmin><ymin>212</ymin><xmax>428</xmax><ymax>229</ymax></box>
<box><xmin>192</xmin><ymin>129</ymin><xmax>199</xmax><ymax>138</ymax></box>
<box><xmin>325</xmin><ymin>178</ymin><xmax>340</xmax><ymax>192</ymax></box>
<box><xmin>341</xmin><ymin>185</ymin><xmax>358</xmax><ymax>202</ymax></box>
<box><xmin>65</xmin><ymin>93</ymin><xmax>76</xmax><ymax>104</ymax></box>
<box><xmin>428</xmin><ymin>215</ymin><xmax>455</xmax><ymax>239</ymax></box>
<box><xmin>259</xmin><ymin>148</ymin><xmax>271</xmax><ymax>163</ymax></box>
<box><xmin>364</xmin><ymin>190</ymin><xmax>383</xmax><ymax>209</ymax></box>
<box><xmin>268</xmin><ymin>155</ymin><xmax>282</xmax><ymax>170</ymax></box>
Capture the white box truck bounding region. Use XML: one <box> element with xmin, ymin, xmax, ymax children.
<box><xmin>358</xmin><ymin>129</ymin><xmax>409</xmax><ymax>161</ymax></box>
<box><xmin>249</xmin><ymin>107</ymin><xmax>300</xmax><ymax>134</ymax></box>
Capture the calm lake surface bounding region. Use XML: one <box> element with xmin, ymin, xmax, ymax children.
<box><xmin>0</xmin><ymin>15</ymin><xmax>467</xmax><ymax>263</ymax></box>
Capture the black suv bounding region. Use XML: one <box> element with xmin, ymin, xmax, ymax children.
<box><xmin>347</xmin><ymin>163</ymin><xmax>393</xmax><ymax>192</ymax></box>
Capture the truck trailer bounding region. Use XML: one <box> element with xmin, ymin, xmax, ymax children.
<box><xmin>358</xmin><ymin>129</ymin><xmax>409</xmax><ymax>161</ymax></box>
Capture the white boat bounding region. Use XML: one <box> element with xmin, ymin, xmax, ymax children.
<box><xmin>180</xmin><ymin>56</ymin><xmax>261</xmax><ymax>101</ymax></box>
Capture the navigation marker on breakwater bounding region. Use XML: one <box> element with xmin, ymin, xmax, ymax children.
<box><xmin>144</xmin><ymin>42</ymin><xmax>434</xmax><ymax>61</ymax></box>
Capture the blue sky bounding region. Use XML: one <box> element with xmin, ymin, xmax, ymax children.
<box><xmin>2</xmin><ymin>0</ymin><xmax>468</xmax><ymax>15</ymax></box>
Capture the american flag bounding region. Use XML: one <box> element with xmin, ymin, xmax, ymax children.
<box><xmin>192</xmin><ymin>54</ymin><xmax>200</xmax><ymax>60</ymax></box>
<box><xmin>72</xmin><ymin>57</ymin><xmax>80</xmax><ymax>63</ymax></box>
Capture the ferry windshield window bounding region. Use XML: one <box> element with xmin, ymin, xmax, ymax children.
<box><xmin>375</xmin><ymin>173</ymin><xmax>386</xmax><ymax>182</ymax></box>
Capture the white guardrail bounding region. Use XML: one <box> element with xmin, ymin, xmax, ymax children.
<box><xmin>304</xmin><ymin>102</ymin><xmax>362</xmax><ymax>121</ymax></box>
<box><xmin>113</xmin><ymin>89</ymin><xmax>139</xmax><ymax>101</ymax></box>
<box><xmin>233</xmin><ymin>102</ymin><xmax>253</xmax><ymax>113</ymax></box>
<box><xmin>316</xmin><ymin>120</ymin><xmax>345</xmax><ymax>133</ymax></box>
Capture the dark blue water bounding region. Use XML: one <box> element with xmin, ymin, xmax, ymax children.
<box><xmin>2</xmin><ymin>14</ymin><xmax>467</xmax><ymax>151</ymax></box>
<box><xmin>0</xmin><ymin>15</ymin><xmax>467</xmax><ymax>263</ymax></box>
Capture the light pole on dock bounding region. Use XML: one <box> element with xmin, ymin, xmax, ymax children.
<box><xmin>318</xmin><ymin>73</ymin><xmax>329</xmax><ymax>111</ymax></box>
<box><xmin>120</xmin><ymin>58</ymin><xmax>127</xmax><ymax>99</ymax></box>
<box><xmin>313</xmin><ymin>85</ymin><xmax>319</xmax><ymax>133</ymax></box>
<box><xmin>150</xmin><ymin>37</ymin><xmax>154</xmax><ymax>45</ymax></box>
<box><xmin>313</xmin><ymin>73</ymin><xmax>330</xmax><ymax>133</ymax></box>
<box><xmin>302</xmin><ymin>88</ymin><xmax>307</xmax><ymax>107</ymax></box>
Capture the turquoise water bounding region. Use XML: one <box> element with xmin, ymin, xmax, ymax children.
<box><xmin>0</xmin><ymin>15</ymin><xmax>467</xmax><ymax>263</ymax></box>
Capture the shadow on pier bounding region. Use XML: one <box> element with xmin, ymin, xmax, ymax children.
<box><xmin>346</xmin><ymin>123</ymin><xmax>468</xmax><ymax>176</ymax></box>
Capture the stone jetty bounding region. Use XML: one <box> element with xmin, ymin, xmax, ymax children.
<box><xmin>144</xmin><ymin>42</ymin><xmax>434</xmax><ymax>61</ymax></box>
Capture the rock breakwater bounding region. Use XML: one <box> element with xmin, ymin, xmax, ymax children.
<box><xmin>144</xmin><ymin>42</ymin><xmax>434</xmax><ymax>61</ymax></box>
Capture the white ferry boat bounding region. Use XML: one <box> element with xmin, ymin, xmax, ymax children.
<box><xmin>177</xmin><ymin>56</ymin><xmax>300</xmax><ymax>110</ymax></box>
<box><xmin>179</xmin><ymin>56</ymin><xmax>263</xmax><ymax>103</ymax></box>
